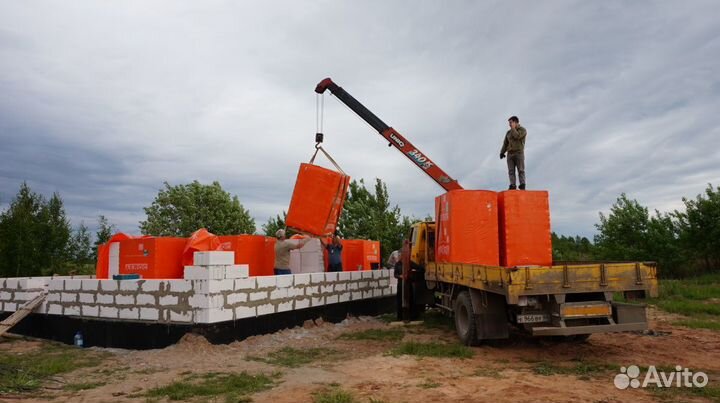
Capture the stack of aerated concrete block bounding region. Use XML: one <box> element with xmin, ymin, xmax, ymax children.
<box><xmin>183</xmin><ymin>251</ymin><xmax>249</xmax><ymax>280</ymax></box>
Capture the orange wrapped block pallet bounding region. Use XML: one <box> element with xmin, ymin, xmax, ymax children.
<box><xmin>286</xmin><ymin>163</ymin><xmax>350</xmax><ymax>236</ymax></box>
<box><xmin>498</xmin><ymin>190</ymin><xmax>553</xmax><ymax>267</ymax></box>
<box><xmin>119</xmin><ymin>237</ymin><xmax>187</xmax><ymax>279</ymax></box>
<box><xmin>341</xmin><ymin>240</ymin><xmax>381</xmax><ymax>271</ymax></box>
<box><xmin>219</xmin><ymin>235</ymin><xmax>276</xmax><ymax>277</ymax></box>
<box><xmin>435</xmin><ymin>190</ymin><xmax>499</xmax><ymax>266</ymax></box>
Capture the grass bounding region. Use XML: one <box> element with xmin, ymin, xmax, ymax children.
<box><xmin>531</xmin><ymin>360</ymin><xmax>618</xmax><ymax>379</ymax></box>
<box><xmin>338</xmin><ymin>329</ymin><xmax>405</xmax><ymax>342</ymax></box>
<box><xmin>376</xmin><ymin>313</ymin><xmax>396</xmax><ymax>323</ymax></box>
<box><xmin>418</xmin><ymin>379</ymin><xmax>441</xmax><ymax>389</ymax></box>
<box><xmin>63</xmin><ymin>381</ymin><xmax>106</xmax><ymax>392</ymax></box>
<box><xmin>420</xmin><ymin>310</ymin><xmax>454</xmax><ymax>330</ymax></box>
<box><xmin>650</xmin><ymin>384</ymin><xmax>720</xmax><ymax>403</ymax></box>
<box><xmin>313</xmin><ymin>387</ymin><xmax>356</xmax><ymax>403</ymax></box>
<box><xmin>249</xmin><ymin>347</ymin><xmax>339</xmax><ymax>368</ymax></box>
<box><xmin>0</xmin><ymin>343</ymin><xmax>107</xmax><ymax>394</ymax></box>
<box><xmin>647</xmin><ymin>273</ymin><xmax>720</xmax><ymax>331</ymax></box>
<box><xmin>390</xmin><ymin>341</ymin><xmax>473</xmax><ymax>359</ymax></box>
<box><xmin>145</xmin><ymin>371</ymin><xmax>276</xmax><ymax>401</ymax></box>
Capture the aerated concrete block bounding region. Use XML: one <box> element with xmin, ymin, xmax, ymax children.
<box><xmin>83</xmin><ymin>305</ymin><xmax>99</xmax><ymax>317</ymax></box>
<box><xmin>116</xmin><ymin>294</ymin><xmax>135</xmax><ymax>305</ymax></box>
<box><xmin>100</xmin><ymin>306</ymin><xmax>118</xmax><ymax>318</ymax></box>
<box><xmin>97</xmin><ymin>294</ymin><xmax>114</xmax><ymax>304</ymax></box>
<box><xmin>310</xmin><ymin>273</ymin><xmax>325</xmax><ymax>284</ymax></box>
<box><xmin>65</xmin><ymin>279</ymin><xmax>82</xmax><ymax>291</ymax></box>
<box><xmin>184</xmin><ymin>266</ymin><xmax>225</xmax><ymax>280</ymax></box>
<box><xmin>169</xmin><ymin>279</ymin><xmax>192</xmax><ymax>293</ymax></box>
<box><xmin>120</xmin><ymin>280</ymin><xmax>141</xmax><ymax>291</ymax></box>
<box><xmin>48</xmin><ymin>279</ymin><xmax>64</xmax><ymax>291</ymax></box>
<box><xmin>79</xmin><ymin>293</ymin><xmax>95</xmax><ymax>304</ymax></box>
<box><xmin>235</xmin><ymin>305</ymin><xmax>256</xmax><ymax>319</ymax></box>
<box><xmin>101</xmin><ymin>280</ymin><xmax>118</xmax><ymax>292</ymax></box>
<box><xmin>338</xmin><ymin>272</ymin><xmax>352</xmax><ymax>281</ymax></box>
<box><xmin>61</xmin><ymin>293</ymin><xmax>77</xmax><ymax>303</ymax></box>
<box><xmin>119</xmin><ymin>308</ymin><xmax>139</xmax><ymax>320</ymax></box>
<box><xmin>234</xmin><ymin>278</ymin><xmax>256</xmax><ymax>290</ymax></box>
<box><xmin>140</xmin><ymin>307</ymin><xmax>159</xmax><ymax>321</ymax></box>
<box><xmin>326</xmin><ymin>295</ymin><xmax>339</xmax><ymax>304</ymax></box>
<box><xmin>137</xmin><ymin>294</ymin><xmax>156</xmax><ymax>306</ymax></box>
<box><xmin>277</xmin><ymin>301</ymin><xmax>293</xmax><ymax>312</ymax></box>
<box><xmin>276</xmin><ymin>275</ymin><xmax>293</xmax><ymax>288</ymax></box>
<box><xmin>294</xmin><ymin>273</ymin><xmax>311</xmax><ymax>286</ymax></box>
<box><xmin>270</xmin><ymin>288</ymin><xmax>288</xmax><ymax>299</ymax></box>
<box><xmin>351</xmin><ymin>271</ymin><xmax>363</xmax><ymax>280</ymax></box>
<box><xmin>294</xmin><ymin>298</ymin><xmax>311</xmax><ymax>309</ymax></box>
<box><xmin>195</xmin><ymin>308</ymin><xmax>233</xmax><ymax>323</ymax></box>
<box><xmin>141</xmin><ymin>280</ymin><xmax>163</xmax><ymax>292</ymax></box>
<box><xmin>159</xmin><ymin>295</ymin><xmax>178</xmax><ymax>306</ymax></box>
<box><xmin>227</xmin><ymin>292</ymin><xmax>248</xmax><ymax>305</ymax></box>
<box><xmin>224</xmin><ymin>265</ymin><xmax>249</xmax><ymax>279</ymax></box>
<box><xmin>325</xmin><ymin>272</ymin><xmax>338</xmax><ymax>282</ymax></box>
<box><xmin>256</xmin><ymin>276</ymin><xmax>277</xmax><ymax>288</ymax></box>
<box><xmin>0</xmin><ymin>291</ymin><xmax>13</xmax><ymax>301</ymax></box>
<box><xmin>46</xmin><ymin>292</ymin><xmax>61</xmax><ymax>302</ymax></box>
<box><xmin>193</xmin><ymin>251</ymin><xmax>234</xmax><ymax>266</ymax></box>
<box><xmin>81</xmin><ymin>279</ymin><xmax>100</xmax><ymax>291</ymax></box>
<box><xmin>47</xmin><ymin>303</ymin><xmax>62</xmax><ymax>315</ymax></box>
<box><xmin>257</xmin><ymin>303</ymin><xmax>275</xmax><ymax>316</ymax></box>
<box><xmin>170</xmin><ymin>310</ymin><xmax>192</xmax><ymax>323</ymax></box>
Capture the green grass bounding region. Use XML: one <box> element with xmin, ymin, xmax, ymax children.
<box><xmin>248</xmin><ymin>347</ymin><xmax>339</xmax><ymax>368</ymax></box>
<box><xmin>531</xmin><ymin>360</ymin><xmax>618</xmax><ymax>379</ymax></box>
<box><xmin>63</xmin><ymin>381</ymin><xmax>106</xmax><ymax>392</ymax></box>
<box><xmin>674</xmin><ymin>318</ymin><xmax>720</xmax><ymax>331</ymax></box>
<box><xmin>650</xmin><ymin>384</ymin><xmax>720</xmax><ymax>403</ymax></box>
<box><xmin>0</xmin><ymin>343</ymin><xmax>107</xmax><ymax>394</ymax></box>
<box><xmin>420</xmin><ymin>310</ymin><xmax>454</xmax><ymax>330</ymax></box>
<box><xmin>418</xmin><ymin>379</ymin><xmax>441</xmax><ymax>389</ymax></box>
<box><xmin>646</xmin><ymin>274</ymin><xmax>720</xmax><ymax>331</ymax></box>
<box><xmin>313</xmin><ymin>387</ymin><xmax>356</xmax><ymax>403</ymax></box>
<box><xmin>474</xmin><ymin>367</ymin><xmax>503</xmax><ymax>378</ymax></box>
<box><xmin>145</xmin><ymin>371</ymin><xmax>276</xmax><ymax>401</ymax></box>
<box><xmin>390</xmin><ymin>341</ymin><xmax>473</xmax><ymax>359</ymax></box>
<box><xmin>338</xmin><ymin>329</ymin><xmax>405</xmax><ymax>342</ymax></box>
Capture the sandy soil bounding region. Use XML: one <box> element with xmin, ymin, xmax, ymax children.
<box><xmin>1</xmin><ymin>308</ymin><xmax>718</xmax><ymax>403</ymax></box>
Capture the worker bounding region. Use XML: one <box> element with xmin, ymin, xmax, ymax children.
<box><xmin>274</xmin><ymin>229</ymin><xmax>309</xmax><ymax>275</ymax></box>
<box><xmin>500</xmin><ymin>115</ymin><xmax>527</xmax><ymax>190</ymax></box>
<box><xmin>322</xmin><ymin>234</ymin><xmax>344</xmax><ymax>272</ymax></box>
<box><xmin>387</xmin><ymin>250</ymin><xmax>401</xmax><ymax>272</ymax></box>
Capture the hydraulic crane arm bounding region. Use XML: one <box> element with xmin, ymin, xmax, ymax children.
<box><xmin>315</xmin><ymin>78</ymin><xmax>463</xmax><ymax>191</ymax></box>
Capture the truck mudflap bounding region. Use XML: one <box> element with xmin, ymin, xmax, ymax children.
<box><xmin>530</xmin><ymin>302</ymin><xmax>648</xmax><ymax>336</ymax></box>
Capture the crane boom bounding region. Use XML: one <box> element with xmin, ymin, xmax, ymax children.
<box><xmin>315</xmin><ymin>78</ymin><xmax>463</xmax><ymax>191</ymax></box>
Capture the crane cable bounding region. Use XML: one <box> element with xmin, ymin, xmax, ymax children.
<box><xmin>310</xmin><ymin>93</ymin><xmax>345</xmax><ymax>174</ymax></box>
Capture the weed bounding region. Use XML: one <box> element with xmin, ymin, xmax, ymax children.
<box><xmin>418</xmin><ymin>379</ymin><xmax>441</xmax><ymax>388</ymax></box>
<box><xmin>249</xmin><ymin>347</ymin><xmax>339</xmax><ymax>368</ymax></box>
<box><xmin>313</xmin><ymin>386</ymin><xmax>356</xmax><ymax>403</ymax></box>
<box><xmin>390</xmin><ymin>341</ymin><xmax>473</xmax><ymax>359</ymax></box>
<box><xmin>376</xmin><ymin>313</ymin><xmax>396</xmax><ymax>323</ymax></box>
<box><xmin>420</xmin><ymin>310</ymin><xmax>454</xmax><ymax>330</ymax></box>
<box><xmin>0</xmin><ymin>343</ymin><xmax>107</xmax><ymax>394</ymax></box>
<box><xmin>531</xmin><ymin>360</ymin><xmax>617</xmax><ymax>378</ymax></box>
<box><xmin>64</xmin><ymin>381</ymin><xmax>106</xmax><ymax>392</ymax></box>
<box><xmin>649</xmin><ymin>384</ymin><xmax>720</xmax><ymax>402</ymax></box>
<box><xmin>338</xmin><ymin>329</ymin><xmax>405</xmax><ymax>342</ymax></box>
<box><xmin>145</xmin><ymin>371</ymin><xmax>275</xmax><ymax>401</ymax></box>
<box><xmin>474</xmin><ymin>367</ymin><xmax>503</xmax><ymax>378</ymax></box>
<box><xmin>673</xmin><ymin>318</ymin><xmax>720</xmax><ymax>331</ymax></box>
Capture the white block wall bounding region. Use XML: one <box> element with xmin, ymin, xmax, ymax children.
<box><xmin>0</xmin><ymin>271</ymin><xmax>397</xmax><ymax>325</ymax></box>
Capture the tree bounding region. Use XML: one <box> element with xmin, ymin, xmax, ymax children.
<box><xmin>675</xmin><ymin>184</ymin><xmax>720</xmax><ymax>272</ymax></box>
<box><xmin>93</xmin><ymin>215</ymin><xmax>116</xmax><ymax>259</ymax></box>
<box><xmin>262</xmin><ymin>211</ymin><xmax>291</xmax><ymax>237</ymax></box>
<box><xmin>594</xmin><ymin>194</ymin><xmax>650</xmax><ymax>262</ymax></box>
<box><xmin>551</xmin><ymin>232</ymin><xmax>596</xmax><ymax>261</ymax></box>
<box><xmin>0</xmin><ymin>183</ymin><xmax>72</xmax><ymax>276</ymax></box>
<box><xmin>140</xmin><ymin>181</ymin><xmax>255</xmax><ymax>236</ymax></box>
<box><xmin>68</xmin><ymin>222</ymin><xmax>93</xmax><ymax>272</ymax></box>
<box><xmin>337</xmin><ymin>178</ymin><xmax>417</xmax><ymax>263</ymax></box>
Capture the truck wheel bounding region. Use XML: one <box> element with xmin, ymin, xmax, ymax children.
<box><xmin>454</xmin><ymin>291</ymin><xmax>478</xmax><ymax>346</ymax></box>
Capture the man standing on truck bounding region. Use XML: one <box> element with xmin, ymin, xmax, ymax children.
<box><xmin>274</xmin><ymin>229</ymin><xmax>309</xmax><ymax>275</ymax></box>
<box><xmin>500</xmin><ymin>116</ymin><xmax>527</xmax><ymax>190</ymax></box>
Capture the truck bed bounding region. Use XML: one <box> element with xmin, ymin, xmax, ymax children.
<box><xmin>425</xmin><ymin>261</ymin><xmax>658</xmax><ymax>304</ymax></box>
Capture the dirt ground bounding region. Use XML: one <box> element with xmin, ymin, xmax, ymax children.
<box><xmin>1</xmin><ymin>307</ymin><xmax>718</xmax><ymax>403</ymax></box>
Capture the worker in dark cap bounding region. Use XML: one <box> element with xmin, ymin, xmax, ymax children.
<box><xmin>500</xmin><ymin>116</ymin><xmax>527</xmax><ymax>190</ymax></box>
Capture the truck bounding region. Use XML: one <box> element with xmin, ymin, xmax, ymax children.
<box><xmin>315</xmin><ymin>78</ymin><xmax>659</xmax><ymax>345</ymax></box>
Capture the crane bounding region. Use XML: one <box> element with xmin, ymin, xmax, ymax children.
<box><xmin>315</xmin><ymin>78</ymin><xmax>463</xmax><ymax>192</ymax></box>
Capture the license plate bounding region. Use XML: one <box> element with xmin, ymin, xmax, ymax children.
<box><xmin>517</xmin><ymin>313</ymin><xmax>550</xmax><ymax>324</ymax></box>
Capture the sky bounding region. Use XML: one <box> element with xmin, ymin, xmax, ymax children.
<box><xmin>1</xmin><ymin>1</ymin><xmax>718</xmax><ymax>239</ymax></box>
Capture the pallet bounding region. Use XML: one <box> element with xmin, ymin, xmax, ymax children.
<box><xmin>0</xmin><ymin>293</ymin><xmax>46</xmax><ymax>338</ymax></box>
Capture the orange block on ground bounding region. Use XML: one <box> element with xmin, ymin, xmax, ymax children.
<box><xmin>119</xmin><ymin>237</ymin><xmax>187</xmax><ymax>279</ymax></box>
<box><xmin>498</xmin><ymin>190</ymin><xmax>553</xmax><ymax>267</ymax></box>
<box><xmin>286</xmin><ymin>163</ymin><xmax>350</xmax><ymax>236</ymax></box>
<box><xmin>218</xmin><ymin>235</ymin><xmax>276</xmax><ymax>276</ymax></box>
<box><xmin>435</xmin><ymin>190</ymin><xmax>499</xmax><ymax>266</ymax></box>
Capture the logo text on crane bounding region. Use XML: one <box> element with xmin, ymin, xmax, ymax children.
<box><xmin>389</xmin><ymin>133</ymin><xmax>406</xmax><ymax>148</ymax></box>
<box><xmin>407</xmin><ymin>149</ymin><xmax>435</xmax><ymax>170</ymax></box>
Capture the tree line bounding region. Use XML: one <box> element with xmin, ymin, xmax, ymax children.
<box><xmin>553</xmin><ymin>184</ymin><xmax>719</xmax><ymax>277</ymax></box>
<box><xmin>1</xmin><ymin>180</ymin><xmax>717</xmax><ymax>278</ymax></box>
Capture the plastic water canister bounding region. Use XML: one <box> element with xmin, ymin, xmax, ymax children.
<box><xmin>74</xmin><ymin>331</ymin><xmax>84</xmax><ymax>348</ymax></box>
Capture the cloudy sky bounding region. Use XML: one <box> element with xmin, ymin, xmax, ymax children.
<box><xmin>1</xmin><ymin>1</ymin><xmax>718</xmax><ymax>238</ymax></box>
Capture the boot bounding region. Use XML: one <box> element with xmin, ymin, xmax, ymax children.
<box><xmin>519</xmin><ymin>184</ymin><xmax>526</xmax><ymax>190</ymax></box>
<box><xmin>508</xmin><ymin>184</ymin><xmax>516</xmax><ymax>190</ymax></box>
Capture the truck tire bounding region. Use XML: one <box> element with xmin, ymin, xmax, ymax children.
<box><xmin>454</xmin><ymin>291</ymin><xmax>478</xmax><ymax>346</ymax></box>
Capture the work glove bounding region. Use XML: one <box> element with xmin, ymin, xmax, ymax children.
<box><xmin>500</xmin><ymin>153</ymin><xmax>505</xmax><ymax>159</ymax></box>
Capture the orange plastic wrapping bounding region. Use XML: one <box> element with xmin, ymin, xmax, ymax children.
<box><xmin>341</xmin><ymin>239</ymin><xmax>381</xmax><ymax>271</ymax></box>
<box><xmin>219</xmin><ymin>235</ymin><xmax>276</xmax><ymax>276</ymax></box>
<box><xmin>119</xmin><ymin>237</ymin><xmax>187</xmax><ymax>279</ymax></box>
<box><xmin>435</xmin><ymin>190</ymin><xmax>499</xmax><ymax>266</ymax></box>
<box><xmin>498</xmin><ymin>190</ymin><xmax>553</xmax><ymax>267</ymax></box>
<box><xmin>95</xmin><ymin>232</ymin><xmax>135</xmax><ymax>279</ymax></box>
<box><xmin>182</xmin><ymin>228</ymin><xmax>222</xmax><ymax>267</ymax></box>
<box><xmin>286</xmin><ymin>163</ymin><xmax>350</xmax><ymax>236</ymax></box>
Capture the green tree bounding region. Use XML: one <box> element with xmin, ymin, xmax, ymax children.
<box><xmin>338</xmin><ymin>178</ymin><xmax>417</xmax><ymax>262</ymax></box>
<box><xmin>262</xmin><ymin>211</ymin><xmax>291</xmax><ymax>237</ymax></box>
<box><xmin>68</xmin><ymin>222</ymin><xmax>93</xmax><ymax>273</ymax></box>
<box><xmin>0</xmin><ymin>183</ymin><xmax>72</xmax><ymax>276</ymax></box>
<box><xmin>675</xmin><ymin>184</ymin><xmax>720</xmax><ymax>272</ymax></box>
<box><xmin>41</xmin><ymin>193</ymin><xmax>71</xmax><ymax>274</ymax></box>
<box><xmin>140</xmin><ymin>181</ymin><xmax>255</xmax><ymax>236</ymax></box>
<box><xmin>551</xmin><ymin>232</ymin><xmax>596</xmax><ymax>261</ymax></box>
<box><xmin>594</xmin><ymin>194</ymin><xmax>650</xmax><ymax>261</ymax></box>
<box><xmin>93</xmin><ymin>215</ymin><xmax>116</xmax><ymax>258</ymax></box>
